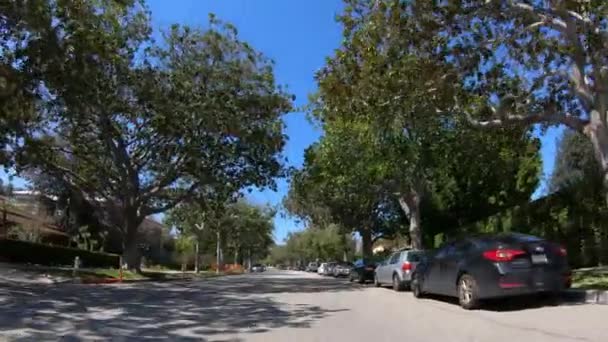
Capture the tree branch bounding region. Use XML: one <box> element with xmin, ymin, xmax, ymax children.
<box><xmin>464</xmin><ymin>106</ymin><xmax>589</xmax><ymax>132</ymax></box>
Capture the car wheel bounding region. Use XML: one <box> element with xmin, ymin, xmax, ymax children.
<box><xmin>349</xmin><ymin>274</ymin><xmax>354</xmax><ymax>282</ymax></box>
<box><xmin>374</xmin><ymin>275</ymin><xmax>381</xmax><ymax>287</ymax></box>
<box><xmin>393</xmin><ymin>274</ymin><xmax>405</xmax><ymax>292</ymax></box>
<box><xmin>457</xmin><ymin>274</ymin><xmax>480</xmax><ymax>310</ymax></box>
<box><xmin>358</xmin><ymin>273</ymin><xmax>365</xmax><ymax>284</ymax></box>
<box><xmin>412</xmin><ymin>273</ymin><xmax>424</xmax><ymax>298</ymax></box>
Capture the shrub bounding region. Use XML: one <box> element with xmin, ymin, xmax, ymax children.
<box><xmin>0</xmin><ymin>238</ymin><xmax>119</xmax><ymax>268</ymax></box>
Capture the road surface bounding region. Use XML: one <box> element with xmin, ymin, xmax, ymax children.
<box><xmin>1</xmin><ymin>269</ymin><xmax>607</xmax><ymax>341</ymax></box>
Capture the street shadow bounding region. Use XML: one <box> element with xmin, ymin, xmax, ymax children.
<box><xmin>420</xmin><ymin>292</ymin><xmax>588</xmax><ymax>312</ymax></box>
<box><xmin>0</xmin><ymin>273</ymin><xmax>355</xmax><ymax>341</ymax></box>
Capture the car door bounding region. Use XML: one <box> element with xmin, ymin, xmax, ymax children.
<box><xmin>438</xmin><ymin>241</ymin><xmax>471</xmax><ymax>296</ymax></box>
<box><xmin>375</xmin><ymin>258</ymin><xmax>387</xmax><ymax>283</ymax></box>
<box><xmin>386</xmin><ymin>253</ymin><xmax>401</xmax><ymax>282</ymax></box>
<box><xmin>425</xmin><ymin>243</ymin><xmax>454</xmax><ymax>294</ymax></box>
<box><xmin>378</xmin><ymin>255</ymin><xmax>393</xmax><ymax>283</ymax></box>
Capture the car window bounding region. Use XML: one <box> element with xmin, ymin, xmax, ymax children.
<box><xmin>455</xmin><ymin>241</ymin><xmax>475</xmax><ymax>256</ymax></box>
<box><xmin>435</xmin><ymin>242</ymin><xmax>455</xmax><ymax>258</ymax></box>
<box><xmin>389</xmin><ymin>253</ymin><xmax>400</xmax><ymax>264</ymax></box>
<box><xmin>407</xmin><ymin>251</ymin><xmax>425</xmax><ymax>262</ymax></box>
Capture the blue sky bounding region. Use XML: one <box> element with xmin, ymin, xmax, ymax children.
<box><xmin>0</xmin><ymin>0</ymin><xmax>564</xmax><ymax>243</ymax></box>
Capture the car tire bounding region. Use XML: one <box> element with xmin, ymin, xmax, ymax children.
<box><xmin>374</xmin><ymin>275</ymin><xmax>381</xmax><ymax>287</ymax></box>
<box><xmin>457</xmin><ymin>274</ymin><xmax>480</xmax><ymax>310</ymax></box>
<box><xmin>540</xmin><ymin>292</ymin><xmax>562</xmax><ymax>306</ymax></box>
<box><xmin>412</xmin><ymin>273</ymin><xmax>424</xmax><ymax>298</ymax></box>
<box><xmin>358</xmin><ymin>273</ymin><xmax>365</xmax><ymax>284</ymax></box>
<box><xmin>393</xmin><ymin>274</ymin><xmax>405</xmax><ymax>292</ymax></box>
<box><xmin>349</xmin><ymin>274</ymin><xmax>354</xmax><ymax>282</ymax></box>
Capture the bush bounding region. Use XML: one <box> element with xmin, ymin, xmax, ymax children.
<box><xmin>0</xmin><ymin>238</ymin><xmax>120</xmax><ymax>268</ymax></box>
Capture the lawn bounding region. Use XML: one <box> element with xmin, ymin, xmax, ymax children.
<box><xmin>572</xmin><ymin>267</ymin><xmax>608</xmax><ymax>290</ymax></box>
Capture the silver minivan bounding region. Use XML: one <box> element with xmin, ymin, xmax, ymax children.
<box><xmin>374</xmin><ymin>249</ymin><xmax>425</xmax><ymax>291</ymax></box>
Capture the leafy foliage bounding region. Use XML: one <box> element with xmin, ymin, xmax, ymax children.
<box><xmin>165</xmin><ymin>200</ymin><xmax>275</xmax><ymax>265</ymax></box>
<box><xmin>267</xmin><ymin>225</ymin><xmax>355</xmax><ymax>266</ymax></box>
<box><xmin>286</xmin><ymin>0</ymin><xmax>541</xmax><ymax>252</ymax></box>
<box><xmin>2</xmin><ymin>1</ymin><xmax>291</xmax><ymax>268</ymax></box>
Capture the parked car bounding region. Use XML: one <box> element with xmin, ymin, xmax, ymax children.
<box><xmin>374</xmin><ymin>249</ymin><xmax>425</xmax><ymax>291</ymax></box>
<box><xmin>317</xmin><ymin>262</ymin><xmax>328</xmax><ymax>275</ymax></box>
<box><xmin>323</xmin><ymin>262</ymin><xmax>338</xmax><ymax>276</ymax></box>
<box><xmin>349</xmin><ymin>258</ymin><xmax>379</xmax><ymax>283</ymax></box>
<box><xmin>306</xmin><ymin>262</ymin><xmax>319</xmax><ymax>272</ymax></box>
<box><xmin>251</xmin><ymin>264</ymin><xmax>266</xmax><ymax>272</ymax></box>
<box><xmin>411</xmin><ymin>233</ymin><xmax>571</xmax><ymax>309</ymax></box>
<box><xmin>332</xmin><ymin>262</ymin><xmax>353</xmax><ymax>277</ymax></box>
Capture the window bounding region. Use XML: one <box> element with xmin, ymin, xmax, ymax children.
<box><xmin>407</xmin><ymin>251</ymin><xmax>425</xmax><ymax>262</ymax></box>
<box><xmin>389</xmin><ymin>253</ymin><xmax>400</xmax><ymax>264</ymax></box>
<box><xmin>455</xmin><ymin>241</ymin><xmax>475</xmax><ymax>256</ymax></box>
<box><xmin>435</xmin><ymin>242</ymin><xmax>456</xmax><ymax>258</ymax></box>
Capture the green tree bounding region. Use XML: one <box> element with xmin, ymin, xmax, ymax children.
<box><xmin>165</xmin><ymin>199</ymin><xmax>275</xmax><ymax>269</ymax></box>
<box><xmin>306</xmin><ymin>1</ymin><xmax>541</xmax><ymax>249</ymax></box>
<box><xmin>551</xmin><ymin>131</ymin><xmax>603</xmax><ymax>193</ymax></box>
<box><xmin>5</xmin><ymin>2</ymin><xmax>291</xmax><ymax>269</ymax></box>
<box><xmin>402</xmin><ymin>1</ymin><xmax>608</xmax><ymax>202</ymax></box>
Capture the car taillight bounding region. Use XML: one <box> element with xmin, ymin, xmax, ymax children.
<box><xmin>557</xmin><ymin>245</ymin><xmax>567</xmax><ymax>256</ymax></box>
<box><xmin>401</xmin><ymin>262</ymin><xmax>412</xmax><ymax>271</ymax></box>
<box><xmin>483</xmin><ymin>249</ymin><xmax>526</xmax><ymax>262</ymax></box>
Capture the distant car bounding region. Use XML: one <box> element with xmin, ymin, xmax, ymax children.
<box><xmin>374</xmin><ymin>249</ymin><xmax>425</xmax><ymax>291</ymax></box>
<box><xmin>317</xmin><ymin>263</ymin><xmax>328</xmax><ymax>275</ymax></box>
<box><xmin>349</xmin><ymin>258</ymin><xmax>379</xmax><ymax>283</ymax></box>
<box><xmin>250</xmin><ymin>264</ymin><xmax>266</xmax><ymax>272</ymax></box>
<box><xmin>411</xmin><ymin>233</ymin><xmax>571</xmax><ymax>309</ymax></box>
<box><xmin>332</xmin><ymin>262</ymin><xmax>353</xmax><ymax>277</ymax></box>
<box><xmin>306</xmin><ymin>262</ymin><xmax>319</xmax><ymax>272</ymax></box>
<box><xmin>324</xmin><ymin>262</ymin><xmax>338</xmax><ymax>276</ymax></box>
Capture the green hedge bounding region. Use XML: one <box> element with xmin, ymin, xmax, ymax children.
<box><xmin>0</xmin><ymin>239</ymin><xmax>120</xmax><ymax>268</ymax></box>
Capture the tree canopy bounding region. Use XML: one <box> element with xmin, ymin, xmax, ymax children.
<box><xmin>284</xmin><ymin>0</ymin><xmax>541</xmax><ymax>254</ymax></box>
<box><xmin>2</xmin><ymin>1</ymin><xmax>291</xmax><ymax>269</ymax></box>
<box><xmin>165</xmin><ymin>200</ymin><xmax>275</xmax><ymax>266</ymax></box>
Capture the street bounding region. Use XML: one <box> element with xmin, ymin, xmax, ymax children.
<box><xmin>1</xmin><ymin>270</ymin><xmax>607</xmax><ymax>342</ymax></box>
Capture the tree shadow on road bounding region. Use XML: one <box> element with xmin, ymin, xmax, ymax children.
<box><xmin>0</xmin><ymin>274</ymin><xmax>357</xmax><ymax>341</ymax></box>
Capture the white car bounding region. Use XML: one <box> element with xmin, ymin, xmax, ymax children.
<box><xmin>307</xmin><ymin>262</ymin><xmax>319</xmax><ymax>272</ymax></box>
<box><xmin>317</xmin><ymin>262</ymin><xmax>328</xmax><ymax>275</ymax></box>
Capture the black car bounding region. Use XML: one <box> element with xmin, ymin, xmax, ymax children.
<box><xmin>411</xmin><ymin>233</ymin><xmax>571</xmax><ymax>309</ymax></box>
<box><xmin>349</xmin><ymin>258</ymin><xmax>379</xmax><ymax>283</ymax></box>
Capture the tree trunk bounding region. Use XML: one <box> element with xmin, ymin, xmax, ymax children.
<box><xmin>360</xmin><ymin>228</ymin><xmax>373</xmax><ymax>258</ymax></box>
<box><xmin>123</xmin><ymin>214</ymin><xmax>143</xmax><ymax>272</ymax></box>
<box><xmin>398</xmin><ymin>189</ymin><xmax>422</xmax><ymax>250</ymax></box>
<box><xmin>194</xmin><ymin>241</ymin><xmax>199</xmax><ymax>273</ymax></box>
<box><xmin>585</xmin><ymin>121</ymin><xmax>608</xmax><ymax>207</ymax></box>
<box><xmin>248</xmin><ymin>249</ymin><xmax>252</xmax><ymax>270</ymax></box>
<box><xmin>216</xmin><ymin>230</ymin><xmax>221</xmax><ymax>275</ymax></box>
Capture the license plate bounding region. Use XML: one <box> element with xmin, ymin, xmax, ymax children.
<box><xmin>531</xmin><ymin>254</ymin><xmax>548</xmax><ymax>264</ymax></box>
<box><xmin>365</xmin><ymin>267</ymin><xmax>374</xmax><ymax>271</ymax></box>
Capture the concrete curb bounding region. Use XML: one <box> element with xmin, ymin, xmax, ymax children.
<box><xmin>562</xmin><ymin>289</ymin><xmax>608</xmax><ymax>304</ymax></box>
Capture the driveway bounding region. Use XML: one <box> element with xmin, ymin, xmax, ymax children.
<box><xmin>0</xmin><ymin>269</ymin><xmax>607</xmax><ymax>341</ymax></box>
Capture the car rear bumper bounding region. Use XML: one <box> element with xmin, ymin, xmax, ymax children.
<box><xmin>478</xmin><ymin>268</ymin><xmax>570</xmax><ymax>299</ymax></box>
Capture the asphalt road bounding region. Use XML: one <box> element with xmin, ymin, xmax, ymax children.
<box><xmin>1</xmin><ymin>269</ymin><xmax>607</xmax><ymax>341</ymax></box>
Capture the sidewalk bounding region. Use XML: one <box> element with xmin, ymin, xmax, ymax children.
<box><xmin>563</xmin><ymin>288</ymin><xmax>608</xmax><ymax>304</ymax></box>
<box><xmin>0</xmin><ymin>262</ymin><xmax>72</xmax><ymax>285</ymax></box>
<box><xmin>0</xmin><ymin>262</ymin><xmax>237</xmax><ymax>285</ymax></box>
